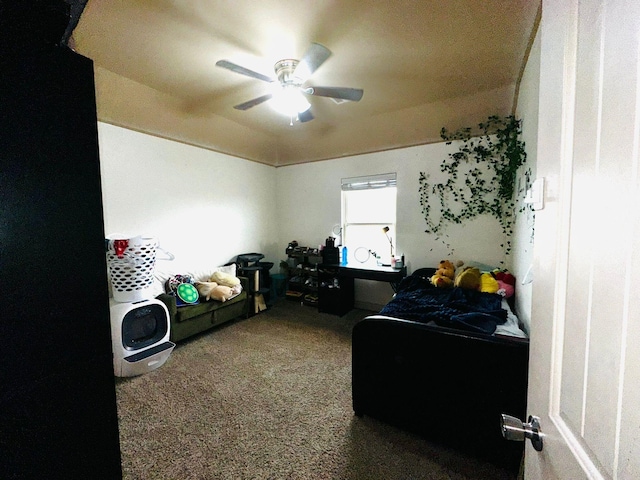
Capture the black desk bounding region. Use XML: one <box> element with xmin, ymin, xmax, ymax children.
<box><xmin>327</xmin><ymin>263</ymin><xmax>406</xmax><ymax>288</ymax></box>
<box><xmin>317</xmin><ymin>263</ymin><xmax>407</xmax><ymax>316</ymax></box>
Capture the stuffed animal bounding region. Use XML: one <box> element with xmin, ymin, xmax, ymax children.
<box><xmin>196</xmin><ymin>281</ymin><xmax>234</xmax><ymax>302</ymax></box>
<box><xmin>495</xmin><ymin>271</ymin><xmax>516</xmax><ymax>298</ymax></box>
<box><xmin>430</xmin><ymin>260</ymin><xmax>456</xmax><ymax>288</ymax></box>
<box><xmin>209</xmin><ymin>270</ymin><xmax>241</xmax><ymax>288</ymax></box>
<box><xmin>479</xmin><ymin>272</ymin><xmax>500</xmax><ymax>294</ymax></box>
<box><xmin>495</xmin><ymin>271</ymin><xmax>516</xmax><ymax>286</ymax></box>
<box><xmin>210</xmin><ymin>284</ymin><xmax>234</xmax><ymax>302</ymax></box>
<box><xmin>454</xmin><ymin>266</ymin><xmax>482</xmax><ymax>290</ymax></box>
<box><xmin>229</xmin><ymin>283</ymin><xmax>243</xmax><ymax>296</ymax></box>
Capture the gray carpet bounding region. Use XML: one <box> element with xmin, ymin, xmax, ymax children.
<box><xmin>115</xmin><ymin>300</ymin><xmax>519</xmax><ymax>479</ymax></box>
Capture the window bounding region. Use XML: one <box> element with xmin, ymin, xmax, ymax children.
<box><xmin>341</xmin><ymin>173</ymin><xmax>397</xmax><ymax>265</ymax></box>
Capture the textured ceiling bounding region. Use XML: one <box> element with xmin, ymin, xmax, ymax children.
<box><xmin>73</xmin><ymin>0</ymin><xmax>540</xmax><ymax>166</ymax></box>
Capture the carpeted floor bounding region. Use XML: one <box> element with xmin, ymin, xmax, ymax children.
<box><xmin>115</xmin><ymin>300</ymin><xmax>519</xmax><ymax>479</ymax></box>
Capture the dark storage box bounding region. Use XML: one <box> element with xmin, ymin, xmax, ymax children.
<box><xmin>322</xmin><ymin>247</ymin><xmax>339</xmax><ymax>264</ymax></box>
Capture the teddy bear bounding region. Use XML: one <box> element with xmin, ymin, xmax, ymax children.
<box><xmin>430</xmin><ymin>260</ymin><xmax>456</xmax><ymax>288</ymax></box>
<box><xmin>195</xmin><ymin>281</ymin><xmax>234</xmax><ymax>302</ymax></box>
<box><xmin>208</xmin><ymin>271</ymin><xmax>243</xmax><ymax>296</ymax></box>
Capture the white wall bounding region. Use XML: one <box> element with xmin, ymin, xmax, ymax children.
<box><xmin>512</xmin><ymin>25</ymin><xmax>541</xmax><ymax>334</ymax></box>
<box><xmin>98</xmin><ymin>123</ymin><xmax>279</xmax><ymax>274</ymax></box>
<box><xmin>276</xmin><ymin>143</ymin><xmax>510</xmax><ymax>309</ymax></box>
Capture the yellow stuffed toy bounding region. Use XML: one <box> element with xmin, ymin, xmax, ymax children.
<box><xmin>454</xmin><ymin>266</ymin><xmax>482</xmax><ymax>290</ymax></box>
<box><xmin>479</xmin><ymin>272</ymin><xmax>500</xmax><ymax>294</ymax></box>
<box><xmin>430</xmin><ymin>260</ymin><xmax>456</xmax><ymax>288</ymax></box>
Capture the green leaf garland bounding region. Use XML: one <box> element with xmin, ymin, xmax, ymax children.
<box><xmin>419</xmin><ymin>115</ymin><xmax>528</xmax><ymax>256</ymax></box>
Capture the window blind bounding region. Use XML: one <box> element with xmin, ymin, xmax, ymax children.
<box><xmin>341</xmin><ymin>173</ymin><xmax>396</xmax><ymax>191</ymax></box>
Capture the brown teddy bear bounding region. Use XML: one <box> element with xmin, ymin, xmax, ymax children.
<box><xmin>430</xmin><ymin>260</ymin><xmax>456</xmax><ymax>288</ymax></box>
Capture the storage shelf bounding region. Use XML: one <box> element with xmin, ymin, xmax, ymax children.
<box><xmin>285</xmin><ymin>246</ymin><xmax>321</xmax><ymax>300</ymax></box>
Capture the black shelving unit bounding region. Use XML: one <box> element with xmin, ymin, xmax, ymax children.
<box><xmin>318</xmin><ymin>266</ymin><xmax>355</xmax><ymax>316</ymax></box>
<box><xmin>285</xmin><ymin>247</ymin><xmax>322</xmax><ymax>306</ymax></box>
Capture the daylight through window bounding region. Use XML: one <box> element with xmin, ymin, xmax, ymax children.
<box><xmin>341</xmin><ymin>173</ymin><xmax>397</xmax><ymax>265</ymax></box>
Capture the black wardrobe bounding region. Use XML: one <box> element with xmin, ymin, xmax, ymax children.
<box><xmin>0</xmin><ymin>5</ymin><xmax>123</xmax><ymax>479</ymax></box>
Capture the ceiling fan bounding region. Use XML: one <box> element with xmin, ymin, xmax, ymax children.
<box><xmin>215</xmin><ymin>43</ymin><xmax>363</xmax><ymax>123</ymax></box>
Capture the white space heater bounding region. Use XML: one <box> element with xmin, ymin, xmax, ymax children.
<box><xmin>110</xmin><ymin>299</ymin><xmax>175</xmax><ymax>377</ymax></box>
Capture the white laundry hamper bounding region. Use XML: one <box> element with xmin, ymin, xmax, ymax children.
<box><xmin>106</xmin><ymin>235</ymin><xmax>158</xmax><ymax>303</ymax></box>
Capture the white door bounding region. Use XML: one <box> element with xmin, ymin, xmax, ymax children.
<box><xmin>525</xmin><ymin>0</ymin><xmax>640</xmax><ymax>478</ymax></box>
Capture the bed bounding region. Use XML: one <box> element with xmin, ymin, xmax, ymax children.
<box><xmin>352</xmin><ymin>267</ymin><xmax>529</xmax><ymax>472</ymax></box>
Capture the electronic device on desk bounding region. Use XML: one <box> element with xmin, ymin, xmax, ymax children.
<box><xmin>321</xmin><ymin>236</ymin><xmax>340</xmax><ymax>264</ymax></box>
<box><xmin>322</xmin><ymin>247</ymin><xmax>339</xmax><ymax>264</ymax></box>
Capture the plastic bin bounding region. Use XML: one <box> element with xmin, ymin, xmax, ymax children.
<box><xmin>270</xmin><ymin>273</ymin><xmax>287</xmax><ymax>300</ymax></box>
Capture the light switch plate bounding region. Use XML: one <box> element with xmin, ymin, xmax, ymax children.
<box><xmin>524</xmin><ymin>177</ymin><xmax>545</xmax><ymax>210</ymax></box>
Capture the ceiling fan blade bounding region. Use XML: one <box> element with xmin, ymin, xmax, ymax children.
<box><xmin>293</xmin><ymin>43</ymin><xmax>332</xmax><ymax>82</ymax></box>
<box><xmin>298</xmin><ymin>109</ymin><xmax>314</xmax><ymax>123</ymax></box>
<box><xmin>233</xmin><ymin>94</ymin><xmax>273</xmax><ymax>111</ymax></box>
<box><xmin>305</xmin><ymin>86</ymin><xmax>364</xmax><ymax>102</ymax></box>
<box><xmin>216</xmin><ymin>60</ymin><xmax>275</xmax><ymax>83</ymax></box>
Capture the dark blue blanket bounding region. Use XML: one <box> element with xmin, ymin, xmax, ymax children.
<box><xmin>379</xmin><ymin>275</ymin><xmax>507</xmax><ymax>334</ymax></box>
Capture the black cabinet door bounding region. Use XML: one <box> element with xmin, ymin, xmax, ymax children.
<box><xmin>318</xmin><ymin>268</ymin><xmax>354</xmax><ymax>316</ymax></box>
<box><xmin>0</xmin><ymin>47</ymin><xmax>122</xmax><ymax>479</ymax></box>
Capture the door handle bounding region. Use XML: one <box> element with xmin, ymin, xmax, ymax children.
<box><xmin>500</xmin><ymin>414</ymin><xmax>544</xmax><ymax>451</ymax></box>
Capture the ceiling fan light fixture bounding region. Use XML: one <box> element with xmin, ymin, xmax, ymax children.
<box><xmin>270</xmin><ymin>84</ymin><xmax>310</xmax><ymax>117</ymax></box>
<box><xmin>217</xmin><ymin>43</ymin><xmax>361</xmax><ymax>122</ymax></box>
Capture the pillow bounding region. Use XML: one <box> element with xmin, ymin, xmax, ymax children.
<box><xmin>181</xmin><ymin>264</ymin><xmax>238</xmax><ymax>283</ymax></box>
<box><xmin>212</xmin><ymin>264</ymin><xmax>236</xmax><ymax>277</ymax></box>
<box><xmin>210</xmin><ymin>270</ymin><xmax>241</xmax><ymax>287</ymax></box>
<box><xmin>464</xmin><ymin>262</ymin><xmax>500</xmax><ymax>273</ymax></box>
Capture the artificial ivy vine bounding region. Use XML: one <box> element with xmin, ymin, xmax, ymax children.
<box><xmin>419</xmin><ymin>115</ymin><xmax>527</xmax><ymax>255</ymax></box>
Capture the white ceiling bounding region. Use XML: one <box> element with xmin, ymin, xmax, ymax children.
<box><xmin>73</xmin><ymin>0</ymin><xmax>540</xmax><ymax>166</ymax></box>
